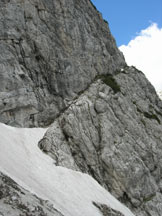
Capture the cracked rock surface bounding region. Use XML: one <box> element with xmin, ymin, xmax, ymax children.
<box><xmin>40</xmin><ymin>66</ymin><xmax>162</xmax><ymax>216</ymax></box>
<box><xmin>0</xmin><ymin>0</ymin><xmax>124</xmax><ymax>127</ymax></box>
<box><xmin>93</xmin><ymin>202</ymin><xmax>124</xmax><ymax>216</ymax></box>
<box><xmin>0</xmin><ymin>172</ymin><xmax>63</xmax><ymax>216</ymax></box>
<box><xmin>1</xmin><ymin>0</ymin><xmax>162</xmax><ymax>216</ymax></box>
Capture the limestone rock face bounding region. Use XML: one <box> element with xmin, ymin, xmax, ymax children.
<box><xmin>0</xmin><ymin>0</ymin><xmax>125</xmax><ymax>127</ymax></box>
<box><xmin>40</xmin><ymin>66</ymin><xmax>162</xmax><ymax>216</ymax></box>
<box><xmin>93</xmin><ymin>202</ymin><xmax>125</xmax><ymax>216</ymax></box>
<box><xmin>1</xmin><ymin>0</ymin><xmax>162</xmax><ymax>216</ymax></box>
<box><xmin>0</xmin><ymin>172</ymin><xmax>63</xmax><ymax>216</ymax></box>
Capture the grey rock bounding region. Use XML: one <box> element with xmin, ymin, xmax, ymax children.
<box><xmin>93</xmin><ymin>202</ymin><xmax>124</xmax><ymax>216</ymax></box>
<box><xmin>1</xmin><ymin>0</ymin><xmax>162</xmax><ymax>215</ymax></box>
<box><xmin>41</xmin><ymin>66</ymin><xmax>162</xmax><ymax>216</ymax></box>
<box><xmin>0</xmin><ymin>0</ymin><xmax>125</xmax><ymax>127</ymax></box>
<box><xmin>0</xmin><ymin>171</ymin><xmax>64</xmax><ymax>216</ymax></box>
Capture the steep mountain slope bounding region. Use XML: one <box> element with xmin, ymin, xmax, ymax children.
<box><xmin>40</xmin><ymin>66</ymin><xmax>162</xmax><ymax>215</ymax></box>
<box><xmin>0</xmin><ymin>0</ymin><xmax>162</xmax><ymax>216</ymax></box>
<box><xmin>0</xmin><ymin>172</ymin><xmax>63</xmax><ymax>216</ymax></box>
<box><xmin>0</xmin><ymin>123</ymin><xmax>134</xmax><ymax>216</ymax></box>
<box><xmin>0</xmin><ymin>0</ymin><xmax>124</xmax><ymax>127</ymax></box>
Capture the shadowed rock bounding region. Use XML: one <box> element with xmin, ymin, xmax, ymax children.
<box><xmin>0</xmin><ymin>0</ymin><xmax>125</xmax><ymax>127</ymax></box>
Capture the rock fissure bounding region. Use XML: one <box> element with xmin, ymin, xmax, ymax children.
<box><xmin>1</xmin><ymin>0</ymin><xmax>162</xmax><ymax>215</ymax></box>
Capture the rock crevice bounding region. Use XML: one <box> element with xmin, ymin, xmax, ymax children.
<box><xmin>0</xmin><ymin>0</ymin><xmax>125</xmax><ymax>127</ymax></box>
<box><xmin>40</xmin><ymin>67</ymin><xmax>162</xmax><ymax>215</ymax></box>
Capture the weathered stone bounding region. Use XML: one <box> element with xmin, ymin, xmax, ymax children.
<box><xmin>41</xmin><ymin>66</ymin><xmax>162</xmax><ymax>216</ymax></box>
<box><xmin>1</xmin><ymin>0</ymin><xmax>162</xmax><ymax>215</ymax></box>
<box><xmin>0</xmin><ymin>0</ymin><xmax>125</xmax><ymax>127</ymax></box>
<box><xmin>93</xmin><ymin>202</ymin><xmax>124</xmax><ymax>216</ymax></box>
<box><xmin>0</xmin><ymin>172</ymin><xmax>63</xmax><ymax>216</ymax></box>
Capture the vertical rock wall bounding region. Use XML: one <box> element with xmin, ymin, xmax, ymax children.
<box><xmin>40</xmin><ymin>66</ymin><xmax>162</xmax><ymax>216</ymax></box>
<box><xmin>0</xmin><ymin>0</ymin><xmax>125</xmax><ymax>127</ymax></box>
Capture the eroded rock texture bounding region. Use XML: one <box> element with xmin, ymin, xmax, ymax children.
<box><xmin>40</xmin><ymin>66</ymin><xmax>162</xmax><ymax>216</ymax></box>
<box><xmin>1</xmin><ymin>0</ymin><xmax>162</xmax><ymax>216</ymax></box>
<box><xmin>0</xmin><ymin>0</ymin><xmax>125</xmax><ymax>127</ymax></box>
<box><xmin>0</xmin><ymin>172</ymin><xmax>63</xmax><ymax>216</ymax></box>
<box><xmin>93</xmin><ymin>202</ymin><xmax>124</xmax><ymax>216</ymax></box>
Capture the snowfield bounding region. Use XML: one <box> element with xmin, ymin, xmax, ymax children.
<box><xmin>0</xmin><ymin>123</ymin><xmax>135</xmax><ymax>216</ymax></box>
<box><xmin>159</xmin><ymin>91</ymin><xmax>162</xmax><ymax>100</ymax></box>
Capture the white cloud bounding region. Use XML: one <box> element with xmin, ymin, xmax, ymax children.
<box><xmin>119</xmin><ymin>23</ymin><xmax>162</xmax><ymax>92</ymax></box>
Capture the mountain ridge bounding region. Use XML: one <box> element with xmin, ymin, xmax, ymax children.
<box><xmin>0</xmin><ymin>0</ymin><xmax>162</xmax><ymax>216</ymax></box>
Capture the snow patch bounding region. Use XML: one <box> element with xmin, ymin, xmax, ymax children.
<box><xmin>0</xmin><ymin>123</ymin><xmax>135</xmax><ymax>216</ymax></box>
<box><xmin>158</xmin><ymin>91</ymin><xmax>162</xmax><ymax>100</ymax></box>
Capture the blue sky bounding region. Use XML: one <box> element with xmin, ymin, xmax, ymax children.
<box><xmin>91</xmin><ymin>0</ymin><xmax>162</xmax><ymax>93</ymax></box>
<box><xmin>91</xmin><ymin>0</ymin><xmax>162</xmax><ymax>46</ymax></box>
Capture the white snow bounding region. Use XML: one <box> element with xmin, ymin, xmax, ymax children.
<box><xmin>158</xmin><ymin>91</ymin><xmax>162</xmax><ymax>100</ymax></box>
<box><xmin>0</xmin><ymin>123</ymin><xmax>135</xmax><ymax>216</ymax></box>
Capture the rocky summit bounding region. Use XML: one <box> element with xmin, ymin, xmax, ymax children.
<box><xmin>0</xmin><ymin>0</ymin><xmax>162</xmax><ymax>216</ymax></box>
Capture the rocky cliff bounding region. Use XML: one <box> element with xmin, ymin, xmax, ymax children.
<box><xmin>0</xmin><ymin>171</ymin><xmax>63</xmax><ymax>216</ymax></box>
<box><xmin>0</xmin><ymin>0</ymin><xmax>124</xmax><ymax>127</ymax></box>
<box><xmin>40</xmin><ymin>66</ymin><xmax>162</xmax><ymax>215</ymax></box>
<box><xmin>0</xmin><ymin>0</ymin><xmax>162</xmax><ymax>216</ymax></box>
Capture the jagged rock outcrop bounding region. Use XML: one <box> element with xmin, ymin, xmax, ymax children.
<box><xmin>93</xmin><ymin>202</ymin><xmax>124</xmax><ymax>216</ymax></box>
<box><xmin>0</xmin><ymin>0</ymin><xmax>125</xmax><ymax>127</ymax></box>
<box><xmin>0</xmin><ymin>122</ymin><xmax>135</xmax><ymax>216</ymax></box>
<box><xmin>0</xmin><ymin>0</ymin><xmax>162</xmax><ymax>216</ymax></box>
<box><xmin>0</xmin><ymin>172</ymin><xmax>63</xmax><ymax>216</ymax></box>
<box><xmin>40</xmin><ymin>66</ymin><xmax>162</xmax><ymax>216</ymax></box>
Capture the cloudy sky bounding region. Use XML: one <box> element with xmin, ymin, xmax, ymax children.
<box><xmin>91</xmin><ymin>0</ymin><xmax>162</xmax><ymax>92</ymax></box>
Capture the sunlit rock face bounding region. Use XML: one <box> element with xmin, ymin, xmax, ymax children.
<box><xmin>41</xmin><ymin>66</ymin><xmax>162</xmax><ymax>216</ymax></box>
<box><xmin>0</xmin><ymin>0</ymin><xmax>125</xmax><ymax>127</ymax></box>
<box><xmin>0</xmin><ymin>0</ymin><xmax>162</xmax><ymax>216</ymax></box>
<box><xmin>0</xmin><ymin>123</ymin><xmax>135</xmax><ymax>216</ymax></box>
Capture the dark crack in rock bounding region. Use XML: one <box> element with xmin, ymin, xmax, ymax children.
<box><xmin>0</xmin><ymin>0</ymin><xmax>125</xmax><ymax>127</ymax></box>
<box><xmin>1</xmin><ymin>0</ymin><xmax>162</xmax><ymax>216</ymax></box>
<box><xmin>41</xmin><ymin>66</ymin><xmax>162</xmax><ymax>216</ymax></box>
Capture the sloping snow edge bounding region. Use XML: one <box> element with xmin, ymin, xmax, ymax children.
<box><xmin>0</xmin><ymin>123</ymin><xmax>135</xmax><ymax>216</ymax></box>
